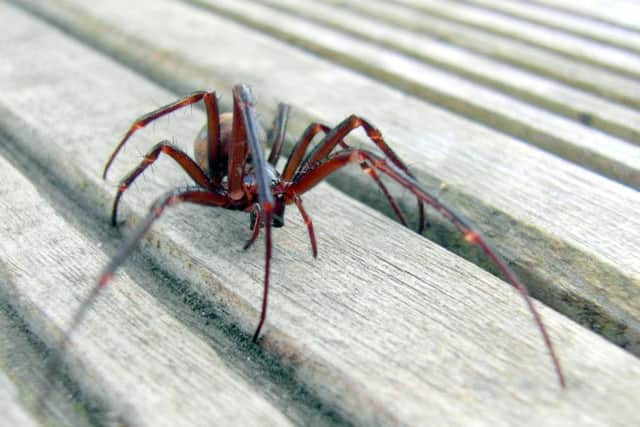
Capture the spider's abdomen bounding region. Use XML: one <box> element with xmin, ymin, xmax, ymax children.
<box><xmin>193</xmin><ymin>112</ymin><xmax>234</xmax><ymax>177</ymax></box>
<box><xmin>194</xmin><ymin>112</ymin><xmax>267</xmax><ymax>181</ymax></box>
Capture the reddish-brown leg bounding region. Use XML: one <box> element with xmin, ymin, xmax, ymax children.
<box><xmin>267</xmin><ymin>103</ymin><xmax>290</xmax><ymax>165</ymax></box>
<box><xmin>298</xmin><ymin>115</ymin><xmax>426</xmax><ymax>232</ymax></box>
<box><xmin>111</xmin><ymin>141</ymin><xmax>211</xmax><ymax>225</ymax></box>
<box><xmin>103</xmin><ymin>91</ymin><xmax>220</xmax><ymax>179</ymax></box>
<box><xmin>292</xmin><ymin>194</ymin><xmax>317</xmax><ymax>258</ymax></box>
<box><xmin>43</xmin><ymin>187</ymin><xmax>231</xmax><ymax>409</ymax></box>
<box><xmin>282</xmin><ymin>123</ymin><xmax>332</xmax><ymax>181</ymax></box>
<box><xmin>282</xmin><ymin>123</ymin><xmax>408</xmax><ymax>226</ymax></box>
<box><xmin>286</xmin><ymin>149</ymin><xmax>565</xmax><ymax>388</ymax></box>
<box><xmin>253</xmin><ymin>209</ymin><xmax>272</xmax><ymax>342</ymax></box>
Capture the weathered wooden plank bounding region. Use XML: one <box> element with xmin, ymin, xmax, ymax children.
<box><xmin>329</xmin><ymin>0</ymin><xmax>640</xmax><ymax>109</ymax></box>
<box><xmin>2</xmin><ymin>5</ymin><xmax>640</xmax><ymax>427</ymax></box>
<box><xmin>392</xmin><ymin>0</ymin><xmax>640</xmax><ymax>80</ymax></box>
<box><xmin>10</xmin><ymin>0</ymin><xmax>640</xmax><ymax>355</ymax></box>
<box><xmin>0</xmin><ymin>295</ymin><xmax>96</xmax><ymax>427</ymax></box>
<box><xmin>186</xmin><ymin>0</ymin><xmax>640</xmax><ymax>188</ymax></box>
<box><xmin>528</xmin><ymin>0</ymin><xmax>640</xmax><ymax>33</ymax></box>
<box><xmin>0</xmin><ymin>158</ymin><xmax>296</xmax><ymax>427</ymax></box>
<box><xmin>257</xmin><ymin>0</ymin><xmax>640</xmax><ymax>146</ymax></box>
<box><xmin>460</xmin><ymin>0</ymin><xmax>640</xmax><ymax>55</ymax></box>
<box><xmin>0</xmin><ymin>371</ymin><xmax>40</xmax><ymax>427</ymax></box>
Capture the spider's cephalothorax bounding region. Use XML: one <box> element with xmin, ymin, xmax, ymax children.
<box><xmin>63</xmin><ymin>84</ymin><xmax>564</xmax><ymax>387</ymax></box>
<box><xmin>193</xmin><ymin>111</ymin><xmax>287</xmax><ymax>227</ymax></box>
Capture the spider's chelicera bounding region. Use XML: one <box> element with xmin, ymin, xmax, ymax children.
<box><xmin>62</xmin><ymin>84</ymin><xmax>565</xmax><ymax>387</ymax></box>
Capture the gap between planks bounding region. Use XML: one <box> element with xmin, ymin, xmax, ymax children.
<box><xmin>391</xmin><ymin>0</ymin><xmax>640</xmax><ymax>80</ymax></box>
<box><xmin>186</xmin><ymin>0</ymin><xmax>640</xmax><ymax>189</ymax></box>
<box><xmin>253</xmin><ymin>0</ymin><xmax>640</xmax><ymax>150</ymax></box>
<box><xmin>330</xmin><ymin>0</ymin><xmax>640</xmax><ymax>109</ymax></box>
<box><xmin>458</xmin><ymin>0</ymin><xmax>640</xmax><ymax>55</ymax></box>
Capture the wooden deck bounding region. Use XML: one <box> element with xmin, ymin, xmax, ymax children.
<box><xmin>1</xmin><ymin>0</ymin><xmax>639</xmax><ymax>426</ymax></box>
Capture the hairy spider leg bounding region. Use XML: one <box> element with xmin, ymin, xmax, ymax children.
<box><xmin>282</xmin><ymin>123</ymin><xmax>409</xmax><ymax>227</ymax></box>
<box><xmin>111</xmin><ymin>141</ymin><xmax>211</xmax><ymax>226</ymax></box>
<box><xmin>298</xmin><ymin>115</ymin><xmax>426</xmax><ymax>233</ymax></box>
<box><xmin>232</xmin><ymin>85</ymin><xmax>275</xmax><ymax>342</ymax></box>
<box><xmin>267</xmin><ymin>103</ymin><xmax>290</xmax><ymax>165</ymax></box>
<box><xmin>103</xmin><ymin>91</ymin><xmax>220</xmax><ymax>182</ymax></box>
<box><xmin>285</xmin><ymin>148</ymin><xmax>565</xmax><ymax>388</ymax></box>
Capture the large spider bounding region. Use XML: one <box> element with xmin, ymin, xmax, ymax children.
<box><xmin>63</xmin><ymin>84</ymin><xmax>564</xmax><ymax>387</ymax></box>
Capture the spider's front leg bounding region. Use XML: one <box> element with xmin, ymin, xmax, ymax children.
<box><xmin>285</xmin><ymin>149</ymin><xmax>565</xmax><ymax>388</ymax></box>
<box><xmin>103</xmin><ymin>91</ymin><xmax>220</xmax><ymax>179</ymax></box>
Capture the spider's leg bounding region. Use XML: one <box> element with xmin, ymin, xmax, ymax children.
<box><xmin>282</xmin><ymin>124</ymin><xmax>408</xmax><ymax>226</ymax></box>
<box><xmin>43</xmin><ymin>187</ymin><xmax>230</xmax><ymax>408</ymax></box>
<box><xmin>292</xmin><ymin>194</ymin><xmax>317</xmax><ymax>258</ymax></box>
<box><xmin>104</xmin><ymin>91</ymin><xmax>219</xmax><ymax>179</ymax></box>
<box><xmin>267</xmin><ymin>103</ymin><xmax>290</xmax><ymax>165</ymax></box>
<box><xmin>244</xmin><ymin>203</ymin><xmax>262</xmax><ymax>250</ymax></box>
<box><xmin>358</xmin><ymin>162</ymin><xmax>408</xmax><ymax>227</ymax></box>
<box><xmin>286</xmin><ymin>149</ymin><xmax>565</xmax><ymax>388</ymax></box>
<box><xmin>282</xmin><ymin>123</ymin><xmax>332</xmax><ymax>180</ymax></box>
<box><xmin>111</xmin><ymin>141</ymin><xmax>210</xmax><ymax>226</ymax></box>
<box><xmin>298</xmin><ymin>115</ymin><xmax>425</xmax><ymax>233</ymax></box>
<box><xmin>232</xmin><ymin>85</ymin><xmax>275</xmax><ymax>342</ymax></box>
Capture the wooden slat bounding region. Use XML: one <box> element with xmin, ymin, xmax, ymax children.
<box><xmin>0</xmin><ymin>371</ymin><xmax>40</xmax><ymax>427</ymax></box>
<box><xmin>0</xmin><ymin>156</ymin><xmax>295</xmax><ymax>427</ymax></box>
<box><xmin>190</xmin><ymin>0</ymin><xmax>640</xmax><ymax>188</ymax></box>
<box><xmin>528</xmin><ymin>0</ymin><xmax>640</xmax><ymax>33</ymax></box>
<box><xmin>2</xmin><ymin>4</ymin><xmax>640</xmax><ymax>426</ymax></box>
<box><xmin>460</xmin><ymin>0</ymin><xmax>640</xmax><ymax>55</ymax></box>
<box><xmin>0</xmin><ymin>295</ymin><xmax>97</xmax><ymax>427</ymax></box>
<box><xmin>330</xmin><ymin>0</ymin><xmax>640</xmax><ymax>109</ymax></box>
<box><xmin>393</xmin><ymin>0</ymin><xmax>640</xmax><ymax>80</ymax></box>
<box><xmin>10</xmin><ymin>0</ymin><xmax>640</xmax><ymax>355</ymax></box>
<box><xmin>257</xmin><ymin>0</ymin><xmax>640</xmax><ymax>146</ymax></box>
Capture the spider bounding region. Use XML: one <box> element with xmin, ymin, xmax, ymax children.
<box><xmin>61</xmin><ymin>84</ymin><xmax>565</xmax><ymax>388</ymax></box>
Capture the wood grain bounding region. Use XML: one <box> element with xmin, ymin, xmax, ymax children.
<box><xmin>393</xmin><ymin>0</ymin><xmax>640</xmax><ymax>80</ymax></box>
<box><xmin>186</xmin><ymin>0</ymin><xmax>640</xmax><ymax>188</ymax></box>
<box><xmin>331</xmin><ymin>0</ymin><xmax>640</xmax><ymax>109</ymax></box>
<box><xmin>460</xmin><ymin>0</ymin><xmax>640</xmax><ymax>55</ymax></box>
<box><xmin>0</xmin><ymin>155</ymin><xmax>295</xmax><ymax>427</ymax></box>
<box><xmin>257</xmin><ymin>0</ymin><xmax>640</xmax><ymax>146</ymax></box>
<box><xmin>2</xmin><ymin>1</ymin><xmax>640</xmax><ymax>426</ymax></box>
<box><xmin>10</xmin><ymin>0</ymin><xmax>640</xmax><ymax>353</ymax></box>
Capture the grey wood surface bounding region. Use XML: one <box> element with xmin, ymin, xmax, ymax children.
<box><xmin>2</xmin><ymin>0</ymin><xmax>640</xmax><ymax>426</ymax></box>
<box><xmin>259</xmin><ymin>0</ymin><xmax>640</xmax><ymax>146</ymax></box>
<box><xmin>459</xmin><ymin>0</ymin><xmax>640</xmax><ymax>54</ymax></box>
<box><xmin>0</xmin><ymin>371</ymin><xmax>40</xmax><ymax>427</ymax></box>
<box><xmin>332</xmin><ymin>0</ymin><xmax>640</xmax><ymax>109</ymax></box>
<box><xmin>394</xmin><ymin>0</ymin><xmax>640</xmax><ymax>80</ymax></box>
<box><xmin>528</xmin><ymin>0</ymin><xmax>640</xmax><ymax>33</ymax></box>
<box><xmin>14</xmin><ymin>0</ymin><xmax>640</xmax><ymax>353</ymax></box>
<box><xmin>189</xmin><ymin>0</ymin><xmax>640</xmax><ymax>189</ymax></box>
